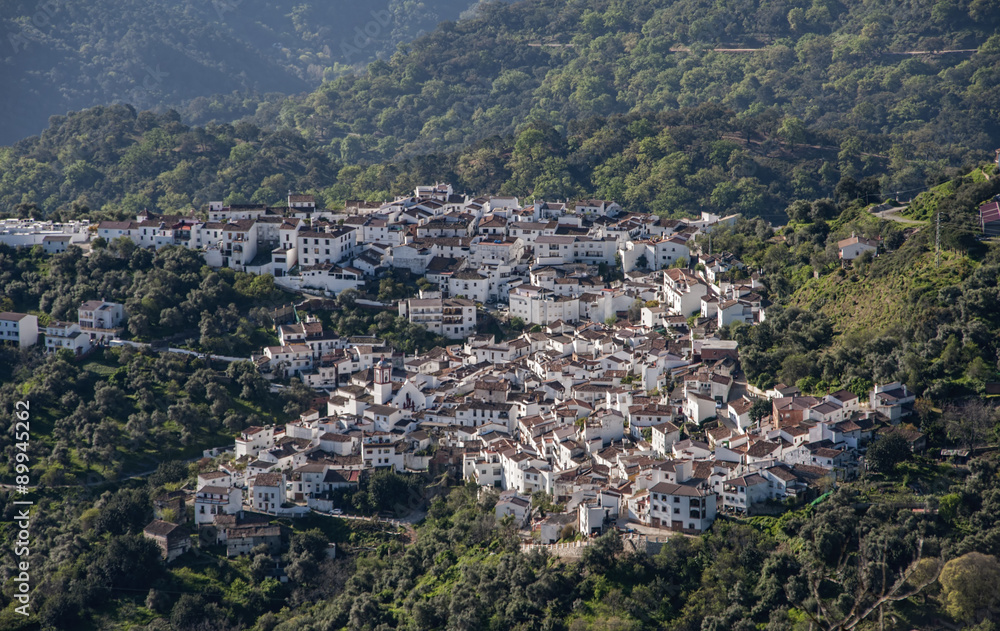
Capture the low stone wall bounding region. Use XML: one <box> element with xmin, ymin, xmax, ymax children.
<box><xmin>522</xmin><ymin>533</ymin><xmax>675</xmax><ymax>559</ymax></box>
<box><xmin>521</xmin><ymin>540</ymin><xmax>591</xmax><ymax>560</ymax></box>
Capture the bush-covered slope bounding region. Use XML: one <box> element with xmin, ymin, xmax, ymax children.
<box><xmin>722</xmin><ymin>169</ymin><xmax>1000</xmax><ymax>398</ymax></box>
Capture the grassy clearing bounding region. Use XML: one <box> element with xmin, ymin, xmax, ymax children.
<box><xmin>790</xmin><ymin>245</ymin><xmax>973</xmax><ymax>337</ymax></box>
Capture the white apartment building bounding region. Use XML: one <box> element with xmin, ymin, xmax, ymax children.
<box><xmin>508</xmin><ymin>286</ymin><xmax>580</xmax><ymax>325</ymax></box>
<box><xmin>296</xmin><ymin>228</ymin><xmax>358</xmax><ymax>268</ymax></box>
<box><xmin>647</xmin><ymin>482</ymin><xmax>717</xmax><ymax>533</ymax></box>
<box><xmin>398</xmin><ymin>298</ymin><xmax>476</xmax><ymax>338</ymax></box>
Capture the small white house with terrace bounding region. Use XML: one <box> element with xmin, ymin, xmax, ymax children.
<box><xmin>194</xmin><ymin>486</ymin><xmax>242</xmax><ymax>525</ymax></box>
<box><xmin>721</xmin><ymin>473</ymin><xmax>770</xmax><ymax>514</ymax></box>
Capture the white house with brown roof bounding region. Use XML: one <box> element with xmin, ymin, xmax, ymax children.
<box><xmin>663</xmin><ymin>268</ymin><xmax>711</xmax><ymax>317</ymax></box>
<box><xmin>495</xmin><ymin>490</ymin><xmax>532</xmax><ymax>527</ymax></box>
<box><xmin>236</xmin><ymin>426</ymin><xmax>277</xmax><ymax>459</ymax></box>
<box><xmin>448</xmin><ymin>270</ymin><xmax>489</xmax><ymax>303</ymax></box>
<box><xmin>684</xmin><ymin>391</ymin><xmax>717</xmax><ymax>425</ymax></box>
<box><xmin>721</xmin><ymin>473</ymin><xmax>770</xmax><ymax>514</ymax></box>
<box><xmin>727</xmin><ymin>396</ymin><xmax>755</xmax><ymax>432</ymax></box>
<box><xmin>0</xmin><ymin>312</ymin><xmax>37</xmax><ymax>347</ymax></box>
<box><xmin>47</xmin><ymin>319</ymin><xmax>93</xmax><ymax>355</ymax></box>
<box><xmin>259</xmin><ymin>344</ymin><xmax>314</xmax><ymax>377</ymax></box>
<box><xmin>250</xmin><ymin>472</ymin><xmax>286</xmax><ymax>513</ymax></box>
<box><xmin>650</xmin><ymin>421</ymin><xmax>681</xmax><ymax>455</ymax></box>
<box><xmin>41</xmin><ymin>234</ymin><xmax>71</xmax><ymax>254</ymax></box>
<box><xmin>287</xmin><ymin>193</ymin><xmax>316</xmax><ymax>212</ymax></box>
<box><xmin>195</xmin><ymin>486</ymin><xmax>242</xmax><ymax>525</ymax></box>
<box><xmin>870</xmin><ymin>382</ymin><xmax>916</xmax><ymax>422</ymax></box>
<box><xmin>78</xmin><ymin>300</ymin><xmax>124</xmax><ymax>330</ymax></box>
<box><xmin>838</xmin><ymin>235</ymin><xmax>878</xmax><ymax>261</ymax></box>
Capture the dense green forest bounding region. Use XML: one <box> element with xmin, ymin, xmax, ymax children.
<box><xmin>4</xmin><ymin>0</ymin><xmax>1000</xmax><ymax>219</ymax></box>
<box><xmin>5</xmin><ymin>462</ymin><xmax>1000</xmax><ymax>630</ymax></box>
<box><xmin>0</xmin><ymin>105</ymin><xmax>852</xmax><ymax>220</ymax></box>
<box><xmin>277</xmin><ymin>0</ymin><xmax>1000</xmax><ymax>175</ymax></box>
<box><xmin>0</xmin><ymin>0</ymin><xmax>485</xmax><ymax>144</ymax></box>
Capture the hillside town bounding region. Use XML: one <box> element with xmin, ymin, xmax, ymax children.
<box><xmin>2</xmin><ymin>183</ymin><xmax>920</xmax><ymax>550</ymax></box>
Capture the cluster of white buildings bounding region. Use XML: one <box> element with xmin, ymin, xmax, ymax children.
<box><xmin>7</xmin><ymin>183</ymin><xmax>918</xmax><ymax>546</ymax></box>
<box><xmin>75</xmin><ymin>185</ymin><xmax>749</xmax><ymax>336</ymax></box>
<box><xmin>223</xmin><ymin>291</ymin><xmax>912</xmax><ymax>543</ymax></box>
<box><xmin>0</xmin><ymin>218</ymin><xmax>91</xmax><ymax>252</ymax></box>
<box><xmin>1</xmin><ymin>300</ymin><xmax>124</xmax><ymax>355</ymax></box>
<box><xmin>7</xmin><ymin>184</ymin><xmax>750</xmax><ymax>340</ymax></box>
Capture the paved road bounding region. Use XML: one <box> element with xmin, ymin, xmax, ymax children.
<box><xmin>871</xmin><ymin>206</ymin><xmax>925</xmax><ymax>226</ymax></box>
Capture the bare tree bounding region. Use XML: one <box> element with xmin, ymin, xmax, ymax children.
<box><xmin>944</xmin><ymin>400</ymin><xmax>997</xmax><ymax>449</ymax></box>
<box><xmin>804</xmin><ymin>538</ymin><xmax>942</xmax><ymax>631</ymax></box>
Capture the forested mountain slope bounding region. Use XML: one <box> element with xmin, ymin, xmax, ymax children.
<box><xmin>0</xmin><ymin>105</ymin><xmax>852</xmax><ymax>219</ymax></box>
<box><xmin>4</xmin><ymin>0</ymin><xmax>1000</xmax><ymax>219</ymax></box>
<box><xmin>0</xmin><ymin>0</ymin><xmax>483</xmax><ymax>144</ymax></box>
<box><xmin>271</xmin><ymin>0</ymin><xmax>1000</xmax><ymax>194</ymax></box>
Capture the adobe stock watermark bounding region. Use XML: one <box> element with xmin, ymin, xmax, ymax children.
<box><xmin>340</xmin><ymin>9</ymin><xmax>394</xmax><ymax>62</ymax></box>
<box><xmin>11</xmin><ymin>400</ymin><xmax>33</xmax><ymax>616</ymax></box>
<box><xmin>6</xmin><ymin>0</ymin><xmax>62</xmax><ymax>54</ymax></box>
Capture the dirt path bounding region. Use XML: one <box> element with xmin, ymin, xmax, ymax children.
<box><xmin>669</xmin><ymin>45</ymin><xmax>977</xmax><ymax>56</ymax></box>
